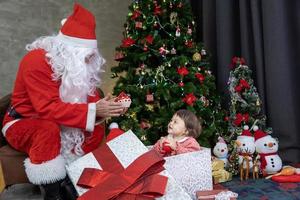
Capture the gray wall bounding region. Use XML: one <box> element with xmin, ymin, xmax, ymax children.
<box><xmin>0</xmin><ymin>0</ymin><xmax>131</xmax><ymax>97</ymax></box>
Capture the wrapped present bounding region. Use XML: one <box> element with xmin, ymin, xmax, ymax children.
<box><xmin>67</xmin><ymin>130</ymin><xmax>192</xmax><ymax>200</ymax></box>
<box><xmin>164</xmin><ymin>148</ymin><xmax>213</xmax><ymax>199</ymax></box>
<box><xmin>196</xmin><ymin>189</ymin><xmax>238</xmax><ymax>200</ymax></box>
<box><xmin>212</xmin><ymin>159</ymin><xmax>232</xmax><ymax>184</ymax></box>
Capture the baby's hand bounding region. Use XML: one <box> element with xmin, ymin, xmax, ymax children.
<box><xmin>164</xmin><ymin>137</ymin><xmax>177</xmax><ymax>150</ymax></box>
<box><xmin>158</xmin><ymin>137</ymin><xmax>167</xmax><ymax>148</ymax></box>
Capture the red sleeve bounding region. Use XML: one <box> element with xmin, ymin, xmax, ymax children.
<box><xmin>22</xmin><ymin>51</ymin><xmax>90</xmax><ymax>130</ymax></box>
<box><xmin>152</xmin><ymin>141</ymin><xmax>165</xmax><ymax>156</ymax></box>
<box><xmin>174</xmin><ymin>137</ymin><xmax>201</xmax><ymax>155</ymax></box>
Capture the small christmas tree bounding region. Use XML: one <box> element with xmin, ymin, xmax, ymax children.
<box><xmin>226</xmin><ymin>57</ymin><xmax>272</xmax><ymax>175</ymax></box>
<box><xmin>110</xmin><ymin>0</ymin><xmax>227</xmax><ymax>147</ymax></box>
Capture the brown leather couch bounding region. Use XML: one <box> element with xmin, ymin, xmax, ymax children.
<box><xmin>0</xmin><ymin>94</ymin><xmax>29</xmax><ymax>193</ymax></box>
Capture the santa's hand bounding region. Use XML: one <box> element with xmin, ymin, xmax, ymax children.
<box><xmin>96</xmin><ymin>96</ymin><xmax>124</xmax><ymax>118</ymax></box>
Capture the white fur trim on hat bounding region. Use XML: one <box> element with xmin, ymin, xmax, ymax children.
<box><xmin>24</xmin><ymin>155</ymin><xmax>66</xmax><ymax>185</ymax></box>
<box><xmin>56</xmin><ymin>32</ymin><xmax>98</xmax><ymax>49</ymax></box>
<box><xmin>109</xmin><ymin>122</ymin><xmax>119</xmax><ymax>129</ymax></box>
<box><xmin>61</xmin><ymin>18</ymin><xmax>67</xmax><ymax>26</ymax></box>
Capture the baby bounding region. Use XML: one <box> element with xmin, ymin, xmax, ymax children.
<box><xmin>153</xmin><ymin>109</ymin><xmax>202</xmax><ymax>156</ymax></box>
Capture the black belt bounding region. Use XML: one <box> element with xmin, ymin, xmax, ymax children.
<box><xmin>7</xmin><ymin>106</ymin><xmax>23</xmax><ymax>119</ymax></box>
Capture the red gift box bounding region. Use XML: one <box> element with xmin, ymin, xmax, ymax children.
<box><xmin>76</xmin><ymin>144</ymin><xmax>168</xmax><ymax>200</ymax></box>
<box><xmin>196</xmin><ymin>189</ymin><xmax>237</xmax><ymax>200</ymax></box>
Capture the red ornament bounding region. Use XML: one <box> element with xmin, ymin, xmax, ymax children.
<box><xmin>162</xmin><ymin>142</ymin><xmax>172</xmax><ymax>153</ymax></box>
<box><xmin>121</xmin><ymin>37</ymin><xmax>135</xmax><ymax>48</ymax></box>
<box><xmin>146</xmin><ymin>93</ymin><xmax>154</xmax><ymax>103</ymax></box>
<box><xmin>177</xmin><ymin>66</ymin><xmax>189</xmax><ymax>76</ymax></box>
<box><xmin>230</xmin><ymin>57</ymin><xmax>246</xmax><ymax>68</ymax></box>
<box><xmin>114</xmin><ymin>51</ymin><xmax>124</xmax><ymax>61</ymax></box>
<box><xmin>185</xmin><ymin>40</ymin><xmax>193</xmax><ymax>48</ymax></box>
<box><xmin>143</xmin><ymin>44</ymin><xmax>148</xmax><ymax>51</ymax></box>
<box><xmin>182</xmin><ymin>93</ymin><xmax>197</xmax><ymax>106</ymax></box>
<box><xmin>234</xmin><ymin>85</ymin><xmax>243</xmax><ymax>93</ymax></box>
<box><xmin>131</xmin><ymin>10</ymin><xmax>141</xmax><ymax>20</ymax></box>
<box><xmin>140</xmin><ymin>120</ymin><xmax>151</xmax><ymax>129</ymax></box>
<box><xmin>135</xmin><ymin>21</ymin><xmax>143</xmax><ymax>29</ymax></box>
<box><xmin>154</xmin><ymin>5</ymin><xmax>162</xmax><ymax>15</ymax></box>
<box><xmin>239</xmin><ymin>79</ymin><xmax>250</xmax><ymax>89</ymax></box>
<box><xmin>145</xmin><ymin>35</ymin><xmax>154</xmax><ymax>44</ymax></box>
<box><xmin>195</xmin><ymin>73</ymin><xmax>205</xmax><ymax>83</ymax></box>
<box><xmin>178</xmin><ymin>81</ymin><xmax>184</xmax><ymax>87</ymax></box>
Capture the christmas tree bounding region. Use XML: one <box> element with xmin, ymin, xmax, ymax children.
<box><xmin>110</xmin><ymin>0</ymin><xmax>227</xmax><ymax>147</ymax></box>
<box><xmin>226</xmin><ymin>57</ymin><xmax>272</xmax><ymax>175</ymax></box>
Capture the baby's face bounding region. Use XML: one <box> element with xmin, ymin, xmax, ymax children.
<box><xmin>167</xmin><ymin>114</ymin><xmax>187</xmax><ymax>137</ymax></box>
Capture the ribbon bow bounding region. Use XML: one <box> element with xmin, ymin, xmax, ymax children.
<box><xmin>233</xmin><ymin>113</ymin><xmax>249</xmax><ymax>126</ymax></box>
<box><xmin>77</xmin><ymin>144</ymin><xmax>168</xmax><ymax>200</ymax></box>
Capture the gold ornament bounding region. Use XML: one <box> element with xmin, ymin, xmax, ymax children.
<box><xmin>145</xmin><ymin>104</ymin><xmax>154</xmax><ymax>111</ymax></box>
<box><xmin>193</xmin><ymin>52</ymin><xmax>202</xmax><ymax>62</ymax></box>
<box><xmin>141</xmin><ymin>135</ymin><xmax>147</xmax><ymax>141</ymax></box>
<box><xmin>256</xmin><ymin>99</ymin><xmax>261</xmax><ymax>106</ymax></box>
<box><xmin>129</xmin><ymin>112</ymin><xmax>137</xmax><ymax>120</ymax></box>
<box><xmin>170</xmin><ymin>12</ymin><xmax>178</xmax><ymax>24</ymax></box>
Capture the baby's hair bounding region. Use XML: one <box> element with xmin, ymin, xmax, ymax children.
<box><xmin>175</xmin><ymin>109</ymin><xmax>202</xmax><ymax>138</ymax></box>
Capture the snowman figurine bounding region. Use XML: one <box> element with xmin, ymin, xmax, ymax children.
<box><xmin>236</xmin><ymin>125</ymin><xmax>256</xmax><ymax>170</ymax></box>
<box><xmin>213</xmin><ymin>137</ymin><xmax>229</xmax><ymax>167</ymax></box>
<box><xmin>254</xmin><ymin>126</ymin><xmax>282</xmax><ymax>175</ymax></box>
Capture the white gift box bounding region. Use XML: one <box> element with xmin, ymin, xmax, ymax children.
<box><xmin>164</xmin><ymin>148</ymin><xmax>213</xmax><ymax>200</ymax></box>
<box><xmin>66</xmin><ymin>130</ymin><xmax>192</xmax><ymax>200</ymax></box>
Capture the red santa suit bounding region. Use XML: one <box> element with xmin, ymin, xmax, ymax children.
<box><xmin>1</xmin><ymin>4</ymin><xmax>104</xmax><ymax>185</ymax></box>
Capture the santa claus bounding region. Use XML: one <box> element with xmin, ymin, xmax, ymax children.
<box><xmin>1</xmin><ymin>4</ymin><xmax>125</xmax><ymax>200</ymax></box>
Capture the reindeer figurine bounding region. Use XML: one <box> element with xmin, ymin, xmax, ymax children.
<box><xmin>236</xmin><ymin>126</ymin><xmax>256</xmax><ymax>181</ymax></box>
<box><xmin>240</xmin><ymin>155</ymin><xmax>250</xmax><ymax>180</ymax></box>
<box><xmin>252</xmin><ymin>158</ymin><xmax>260</xmax><ymax>179</ymax></box>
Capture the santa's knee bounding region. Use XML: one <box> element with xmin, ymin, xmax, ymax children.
<box><xmin>29</xmin><ymin>120</ymin><xmax>62</xmax><ymax>164</ymax></box>
<box><xmin>24</xmin><ymin>120</ymin><xmax>67</xmax><ymax>186</ymax></box>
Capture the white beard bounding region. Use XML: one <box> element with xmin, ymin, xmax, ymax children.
<box><xmin>26</xmin><ymin>35</ymin><xmax>105</xmax><ymax>163</ymax></box>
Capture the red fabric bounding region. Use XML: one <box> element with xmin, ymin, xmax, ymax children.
<box><xmin>5</xmin><ymin>119</ymin><xmax>61</xmax><ymax>164</ymax></box>
<box><xmin>3</xmin><ymin>49</ymin><xmax>91</xmax><ymax>129</ymax></box>
<box><xmin>259</xmin><ymin>152</ymin><xmax>277</xmax><ymax>170</ymax></box>
<box><xmin>153</xmin><ymin>137</ymin><xmax>201</xmax><ymax>157</ymax></box>
<box><xmin>271</xmin><ymin>174</ymin><xmax>300</xmax><ymax>183</ymax></box>
<box><xmin>61</xmin><ymin>3</ymin><xmax>96</xmax><ymax>39</ymax></box>
<box><xmin>3</xmin><ymin>49</ymin><xmax>104</xmax><ymax>163</ymax></box>
<box><xmin>106</xmin><ymin>128</ymin><xmax>124</xmax><ymax>142</ymax></box>
<box><xmin>77</xmin><ymin>145</ymin><xmax>168</xmax><ymax>200</ymax></box>
<box><xmin>254</xmin><ymin>130</ymin><xmax>267</xmax><ymax>141</ymax></box>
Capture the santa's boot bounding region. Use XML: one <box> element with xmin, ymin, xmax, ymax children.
<box><xmin>41</xmin><ymin>181</ymin><xmax>63</xmax><ymax>200</ymax></box>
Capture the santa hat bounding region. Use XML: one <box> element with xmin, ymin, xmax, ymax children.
<box><xmin>57</xmin><ymin>3</ymin><xmax>97</xmax><ymax>48</ymax></box>
<box><xmin>217</xmin><ymin>136</ymin><xmax>226</xmax><ymax>144</ymax></box>
<box><xmin>254</xmin><ymin>129</ymin><xmax>268</xmax><ymax>141</ymax></box>
<box><xmin>238</xmin><ymin>125</ymin><xmax>253</xmax><ymax>138</ymax></box>
<box><xmin>106</xmin><ymin>122</ymin><xmax>125</xmax><ymax>142</ymax></box>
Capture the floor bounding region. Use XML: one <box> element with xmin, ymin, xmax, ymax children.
<box><xmin>0</xmin><ymin>184</ymin><xmax>42</xmax><ymax>200</ymax></box>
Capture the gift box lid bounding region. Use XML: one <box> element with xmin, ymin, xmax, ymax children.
<box><xmin>196</xmin><ymin>189</ymin><xmax>238</xmax><ymax>200</ymax></box>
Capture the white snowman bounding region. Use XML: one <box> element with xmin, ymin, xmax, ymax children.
<box><xmin>254</xmin><ymin>126</ymin><xmax>282</xmax><ymax>175</ymax></box>
<box><xmin>213</xmin><ymin>136</ymin><xmax>229</xmax><ymax>167</ymax></box>
<box><xmin>236</xmin><ymin>125</ymin><xmax>256</xmax><ymax>170</ymax></box>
